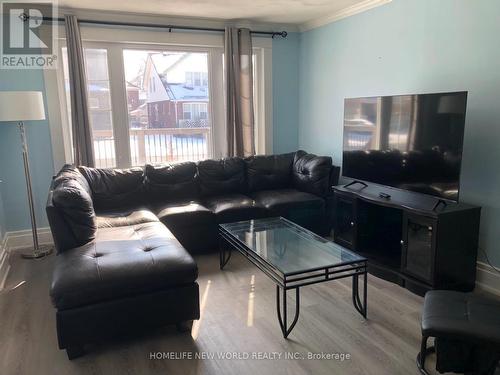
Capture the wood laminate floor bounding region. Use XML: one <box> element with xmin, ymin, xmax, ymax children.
<box><xmin>0</xmin><ymin>251</ymin><xmax>447</xmax><ymax>375</ymax></box>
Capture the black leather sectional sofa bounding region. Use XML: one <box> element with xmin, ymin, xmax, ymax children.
<box><xmin>46</xmin><ymin>150</ymin><xmax>339</xmax><ymax>358</ymax></box>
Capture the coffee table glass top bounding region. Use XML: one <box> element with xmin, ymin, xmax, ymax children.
<box><xmin>220</xmin><ymin>217</ymin><xmax>366</xmax><ymax>275</ymax></box>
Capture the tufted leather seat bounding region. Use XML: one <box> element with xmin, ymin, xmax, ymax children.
<box><xmin>155</xmin><ymin>201</ymin><xmax>213</xmax><ymax>227</ymax></box>
<box><xmin>50</xmin><ymin>222</ymin><xmax>197</xmax><ymax>310</ymax></box>
<box><xmin>96</xmin><ymin>208</ymin><xmax>159</xmax><ymax>228</ymax></box>
<box><xmin>154</xmin><ymin>201</ymin><xmax>218</xmax><ymax>252</ymax></box>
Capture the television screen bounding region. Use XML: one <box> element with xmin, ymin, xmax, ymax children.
<box><xmin>342</xmin><ymin>92</ymin><xmax>467</xmax><ymax>201</ymax></box>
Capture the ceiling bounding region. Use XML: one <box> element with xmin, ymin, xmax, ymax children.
<box><xmin>58</xmin><ymin>0</ymin><xmax>387</xmax><ymax>27</ymax></box>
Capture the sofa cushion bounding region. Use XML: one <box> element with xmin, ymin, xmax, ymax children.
<box><xmin>154</xmin><ymin>201</ymin><xmax>214</xmax><ymax>228</ymax></box>
<box><xmin>292</xmin><ymin>150</ymin><xmax>332</xmax><ymax>197</ymax></box>
<box><xmin>250</xmin><ymin>189</ymin><xmax>325</xmax><ymax>213</ymax></box>
<box><xmin>145</xmin><ymin>163</ymin><xmax>199</xmax><ymax>202</ymax></box>
<box><xmin>50</xmin><ymin>222</ymin><xmax>198</xmax><ymax>310</ymax></box>
<box><xmin>203</xmin><ymin>193</ymin><xmax>267</xmax><ymax>223</ymax></box>
<box><xmin>251</xmin><ymin>189</ymin><xmax>326</xmax><ymax>233</ymax></box>
<box><xmin>51</xmin><ymin>178</ymin><xmax>97</xmax><ymax>250</ymax></box>
<box><xmin>244</xmin><ymin>152</ymin><xmax>294</xmax><ymax>192</ymax></box>
<box><xmin>78</xmin><ymin>166</ymin><xmax>145</xmax><ymax>211</ymax></box>
<box><xmin>53</xmin><ymin>164</ymin><xmax>92</xmax><ymax>195</ymax></box>
<box><xmin>197</xmin><ymin>157</ymin><xmax>246</xmax><ymax>196</ymax></box>
<box><xmin>154</xmin><ymin>201</ymin><xmax>218</xmax><ymax>253</ymax></box>
<box><xmin>96</xmin><ymin>209</ymin><xmax>159</xmax><ymax>228</ymax></box>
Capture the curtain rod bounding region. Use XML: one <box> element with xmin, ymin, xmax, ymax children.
<box><xmin>30</xmin><ymin>15</ymin><xmax>288</xmax><ymax>38</ymax></box>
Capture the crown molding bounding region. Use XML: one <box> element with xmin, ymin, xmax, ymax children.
<box><xmin>299</xmin><ymin>0</ymin><xmax>392</xmax><ymax>32</ymax></box>
<box><xmin>58</xmin><ymin>7</ymin><xmax>300</xmax><ymax>33</ymax></box>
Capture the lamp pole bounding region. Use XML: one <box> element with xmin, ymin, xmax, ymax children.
<box><xmin>18</xmin><ymin>121</ymin><xmax>52</xmax><ymax>259</ymax></box>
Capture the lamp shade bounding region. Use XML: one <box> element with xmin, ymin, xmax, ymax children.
<box><xmin>0</xmin><ymin>91</ymin><xmax>46</xmax><ymax>122</ymax></box>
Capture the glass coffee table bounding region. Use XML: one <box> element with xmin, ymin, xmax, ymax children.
<box><xmin>219</xmin><ymin>217</ymin><xmax>368</xmax><ymax>338</ymax></box>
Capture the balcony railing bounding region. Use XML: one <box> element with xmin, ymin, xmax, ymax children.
<box><xmin>92</xmin><ymin>127</ymin><xmax>211</xmax><ymax>168</ymax></box>
<box><xmin>179</xmin><ymin>119</ymin><xmax>209</xmax><ymax>128</ymax></box>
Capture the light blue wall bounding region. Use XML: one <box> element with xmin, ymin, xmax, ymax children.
<box><xmin>298</xmin><ymin>0</ymin><xmax>500</xmax><ymax>265</ymax></box>
<box><xmin>272</xmin><ymin>32</ymin><xmax>299</xmax><ymax>153</ymax></box>
<box><xmin>0</xmin><ymin>70</ymin><xmax>54</xmax><ymax>232</ymax></box>
<box><xmin>0</xmin><ymin>187</ymin><xmax>5</xmax><ymax>241</ymax></box>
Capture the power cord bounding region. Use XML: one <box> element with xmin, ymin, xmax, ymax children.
<box><xmin>480</xmin><ymin>247</ymin><xmax>500</xmax><ymax>275</ymax></box>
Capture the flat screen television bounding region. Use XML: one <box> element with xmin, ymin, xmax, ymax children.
<box><xmin>342</xmin><ymin>91</ymin><xmax>467</xmax><ymax>201</ymax></box>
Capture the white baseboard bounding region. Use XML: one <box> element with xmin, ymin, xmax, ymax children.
<box><xmin>5</xmin><ymin>227</ymin><xmax>54</xmax><ymax>252</ymax></box>
<box><xmin>476</xmin><ymin>261</ymin><xmax>500</xmax><ymax>297</ymax></box>
<box><xmin>0</xmin><ymin>228</ymin><xmax>54</xmax><ymax>289</ymax></box>
<box><xmin>0</xmin><ymin>234</ymin><xmax>10</xmax><ymax>290</ymax></box>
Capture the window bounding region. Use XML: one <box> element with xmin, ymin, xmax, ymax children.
<box><xmin>182</xmin><ymin>103</ymin><xmax>208</xmax><ymax>122</ymax></box>
<box><xmin>185</xmin><ymin>72</ymin><xmax>192</xmax><ymax>86</ymax></box>
<box><xmin>62</xmin><ymin>47</ymin><xmax>116</xmax><ymax>168</ymax></box>
<box><xmin>183</xmin><ymin>103</ymin><xmax>192</xmax><ymax>120</ymax></box>
<box><xmin>199</xmin><ymin>103</ymin><xmax>208</xmax><ymax>119</ymax></box>
<box><xmin>56</xmin><ymin>28</ymin><xmax>272</xmax><ymax>168</ymax></box>
<box><xmin>185</xmin><ymin>72</ymin><xmax>208</xmax><ymax>87</ymax></box>
<box><xmin>123</xmin><ymin>49</ymin><xmax>211</xmax><ymax>165</ymax></box>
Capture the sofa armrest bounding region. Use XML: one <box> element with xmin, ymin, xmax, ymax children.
<box><xmin>292</xmin><ymin>150</ymin><xmax>334</xmax><ymax>197</ymax></box>
<box><xmin>328</xmin><ymin>165</ymin><xmax>341</xmax><ymax>194</ymax></box>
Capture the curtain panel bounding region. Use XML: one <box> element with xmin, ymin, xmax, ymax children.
<box><xmin>224</xmin><ymin>27</ymin><xmax>255</xmax><ymax>157</ymax></box>
<box><xmin>64</xmin><ymin>15</ymin><xmax>95</xmax><ymax>167</ymax></box>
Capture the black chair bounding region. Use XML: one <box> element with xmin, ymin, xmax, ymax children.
<box><xmin>418</xmin><ymin>290</ymin><xmax>500</xmax><ymax>375</ymax></box>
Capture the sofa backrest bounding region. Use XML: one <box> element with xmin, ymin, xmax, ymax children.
<box><xmin>47</xmin><ymin>151</ymin><xmax>337</xmax><ymax>252</ymax></box>
<box><xmin>145</xmin><ymin>162</ymin><xmax>199</xmax><ymax>203</ymax></box>
<box><xmin>78</xmin><ymin>166</ymin><xmax>145</xmax><ymax>211</ymax></box>
<box><xmin>46</xmin><ymin>165</ymin><xmax>97</xmax><ymax>253</ymax></box>
<box><xmin>244</xmin><ymin>152</ymin><xmax>295</xmax><ymax>192</ymax></box>
<box><xmin>292</xmin><ymin>150</ymin><xmax>333</xmax><ymax>197</ymax></box>
<box><xmin>197</xmin><ymin>157</ymin><xmax>246</xmax><ymax>197</ymax></box>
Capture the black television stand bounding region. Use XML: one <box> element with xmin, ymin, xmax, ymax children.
<box><xmin>332</xmin><ymin>182</ymin><xmax>481</xmax><ymax>295</ymax></box>
<box><xmin>432</xmin><ymin>199</ymin><xmax>449</xmax><ymax>211</ymax></box>
<box><xmin>344</xmin><ymin>180</ymin><xmax>368</xmax><ymax>189</ymax></box>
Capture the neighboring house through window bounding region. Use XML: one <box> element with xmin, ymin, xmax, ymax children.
<box><xmin>183</xmin><ymin>103</ymin><xmax>208</xmax><ymax>121</ymax></box>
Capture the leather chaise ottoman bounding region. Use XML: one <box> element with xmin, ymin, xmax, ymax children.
<box><xmin>49</xmin><ymin>222</ymin><xmax>199</xmax><ymax>359</ymax></box>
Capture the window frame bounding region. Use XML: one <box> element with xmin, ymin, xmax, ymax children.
<box><xmin>46</xmin><ymin>24</ymin><xmax>273</xmax><ymax>171</ymax></box>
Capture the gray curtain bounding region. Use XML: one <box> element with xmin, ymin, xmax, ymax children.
<box><xmin>224</xmin><ymin>27</ymin><xmax>255</xmax><ymax>157</ymax></box>
<box><xmin>64</xmin><ymin>15</ymin><xmax>95</xmax><ymax>167</ymax></box>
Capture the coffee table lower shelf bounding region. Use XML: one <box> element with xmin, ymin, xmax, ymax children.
<box><xmin>219</xmin><ymin>228</ymin><xmax>368</xmax><ymax>338</ymax></box>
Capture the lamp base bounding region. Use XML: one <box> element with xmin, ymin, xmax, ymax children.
<box><xmin>20</xmin><ymin>245</ymin><xmax>53</xmax><ymax>259</ymax></box>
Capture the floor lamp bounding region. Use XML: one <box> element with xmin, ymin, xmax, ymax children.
<box><xmin>0</xmin><ymin>91</ymin><xmax>53</xmax><ymax>259</ymax></box>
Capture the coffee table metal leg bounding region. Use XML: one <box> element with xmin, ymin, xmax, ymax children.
<box><xmin>276</xmin><ymin>285</ymin><xmax>300</xmax><ymax>338</ymax></box>
<box><xmin>352</xmin><ymin>270</ymin><xmax>368</xmax><ymax>318</ymax></box>
<box><xmin>219</xmin><ymin>239</ymin><xmax>232</xmax><ymax>270</ymax></box>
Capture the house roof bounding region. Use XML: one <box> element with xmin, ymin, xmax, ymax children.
<box><xmin>160</xmin><ymin>77</ymin><xmax>208</xmax><ymax>102</ymax></box>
